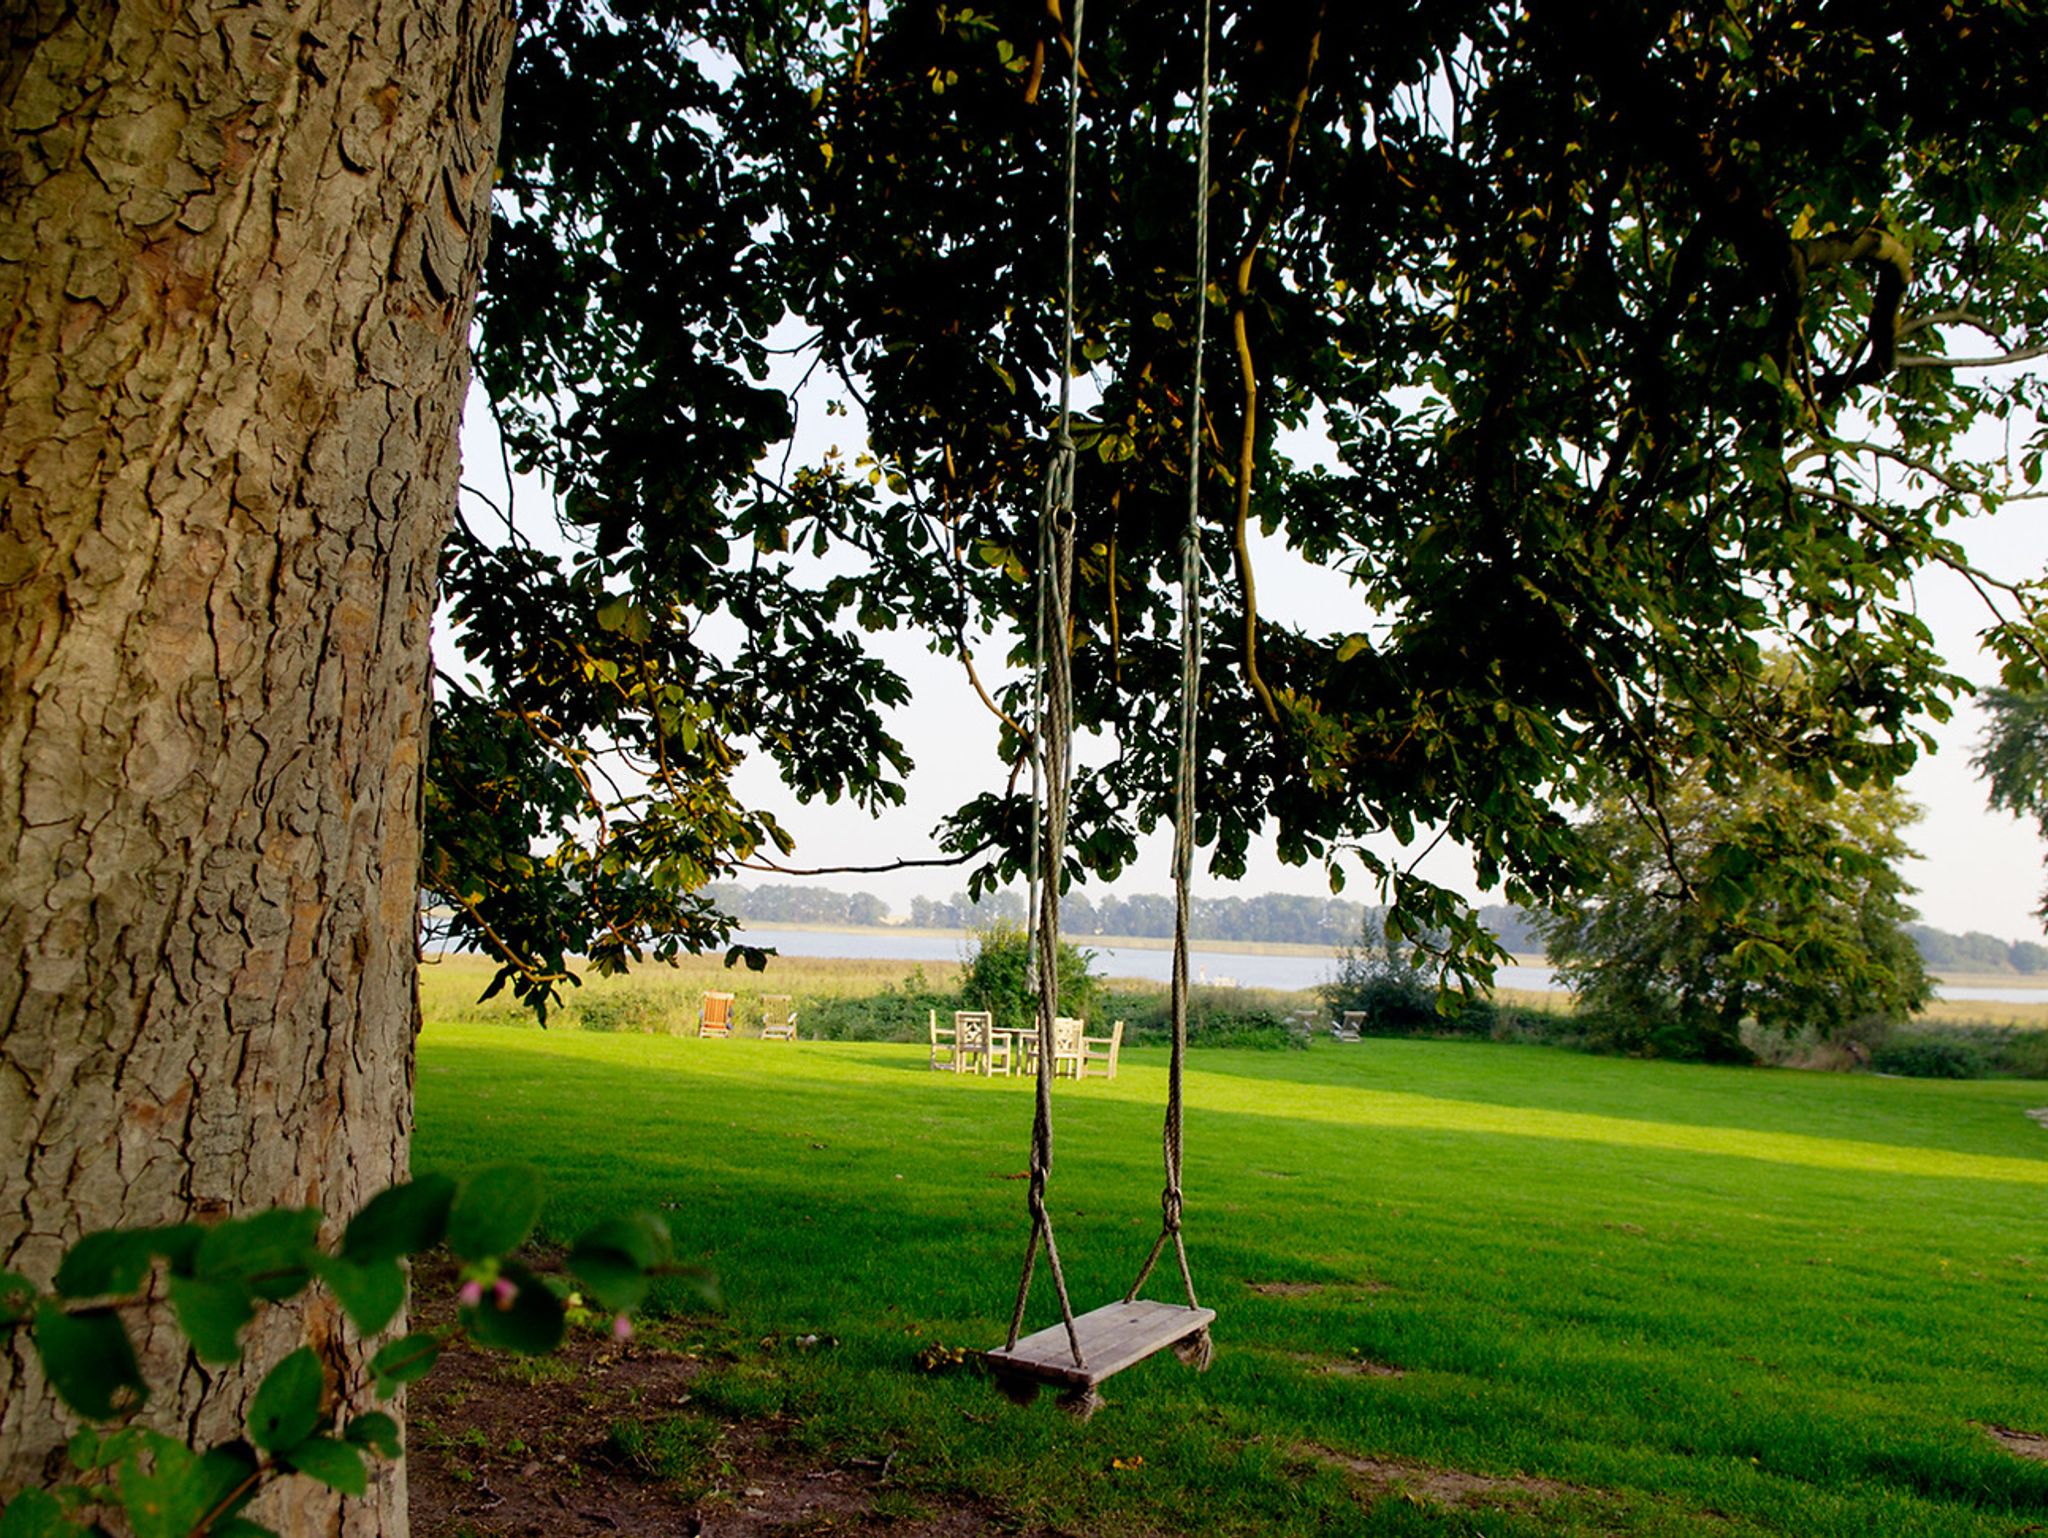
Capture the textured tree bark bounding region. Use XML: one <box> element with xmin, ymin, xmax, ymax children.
<box><xmin>0</xmin><ymin>2</ymin><xmax>513</xmax><ymax>1531</ymax></box>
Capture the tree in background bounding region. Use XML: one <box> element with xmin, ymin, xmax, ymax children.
<box><xmin>1539</xmin><ymin>759</ymin><xmax>1930</xmax><ymax>1062</ymax></box>
<box><xmin>1975</xmin><ymin>688</ymin><xmax>2048</xmax><ymax>922</ymax></box>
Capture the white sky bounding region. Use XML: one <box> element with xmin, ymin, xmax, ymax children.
<box><xmin>455</xmin><ymin>359</ymin><xmax>2048</xmax><ymax>945</ymax></box>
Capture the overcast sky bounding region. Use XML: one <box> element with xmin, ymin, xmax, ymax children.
<box><xmin>457</xmin><ymin>367</ymin><xmax>2048</xmax><ymax>945</ymax></box>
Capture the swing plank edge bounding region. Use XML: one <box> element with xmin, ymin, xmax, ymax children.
<box><xmin>985</xmin><ymin>1300</ymin><xmax>1217</xmax><ymax>1390</ymax></box>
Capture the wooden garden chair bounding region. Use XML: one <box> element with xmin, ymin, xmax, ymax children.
<box><xmin>1052</xmin><ymin>1015</ymin><xmax>1086</xmax><ymax>1079</ymax></box>
<box><xmin>697</xmin><ymin>991</ymin><xmax>736</xmax><ymax>1038</ymax></box>
<box><xmin>1079</xmin><ymin>1020</ymin><xmax>1124</xmax><ymax>1080</ymax></box>
<box><xmin>760</xmin><ymin>994</ymin><xmax>797</xmax><ymax>1041</ymax></box>
<box><xmin>928</xmin><ymin>1008</ymin><xmax>959</xmax><ymax>1070</ymax></box>
<box><xmin>955</xmin><ymin>1010</ymin><xmax>1010</xmax><ymax>1076</ymax></box>
<box><xmin>1018</xmin><ymin>1016</ymin><xmax>1085</xmax><ymax>1078</ymax></box>
<box><xmin>1333</xmin><ymin>1011</ymin><xmax>1364</xmax><ymax>1042</ymax></box>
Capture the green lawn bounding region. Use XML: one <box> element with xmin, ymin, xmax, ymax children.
<box><xmin>415</xmin><ymin>1025</ymin><xmax>2048</xmax><ymax>1536</ymax></box>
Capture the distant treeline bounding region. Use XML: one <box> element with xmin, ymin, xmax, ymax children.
<box><xmin>1905</xmin><ymin>924</ymin><xmax>2048</xmax><ymax>975</ymax></box>
<box><xmin>711</xmin><ymin>882</ymin><xmax>2048</xmax><ymax>973</ymax></box>
<box><xmin>709</xmin><ymin>882</ymin><xmax>1545</xmax><ymax>953</ymax></box>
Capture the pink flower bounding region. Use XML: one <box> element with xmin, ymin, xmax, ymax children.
<box><xmin>492</xmin><ymin>1277</ymin><xmax>519</xmax><ymax>1307</ymax></box>
<box><xmin>457</xmin><ymin>1280</ymin><xmax>484</xmax><ymax>1307</ymax></box>
<box><xmin>612</xmin><ymin>1314</ymin><xmax>633</xmax><ymax>1341</ymax></box>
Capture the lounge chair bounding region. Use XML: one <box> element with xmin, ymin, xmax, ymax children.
<box><xmin>698</xmin><ymin>991</ymin><xmax>736</xmax><ymax>1038</ymax></box>
<box><xmin>761</xmin><ymin>994</ymin><xmax>797</xmax><ymax>1041</ymax></box>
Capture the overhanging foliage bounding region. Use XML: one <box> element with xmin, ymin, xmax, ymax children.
<box><xmin>434</xmin><ymin>0</ymin><xmax>2048</xmax><ymax>1010</ymax></box>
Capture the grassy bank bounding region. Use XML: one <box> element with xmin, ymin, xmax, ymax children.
<box><xmin>414</xmin><ymin>1023</ymin><xmax>2048</xmax><ymax>1536</ymax></box>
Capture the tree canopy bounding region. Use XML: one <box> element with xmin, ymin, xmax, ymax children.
<box><xmin>1974</xmin><ymin>686</ymin><xmax>2048</xmax><ymax>921</ymax></box>
<box><xmin>433</xmin><ymin>0</ymin><xmax>2048</xmax><ymax>1011</ymax></box>
<box><xmin>1538</xmin><ymin>748</ymin><xmax>1930</xmax><ymax>1060</ymax></box>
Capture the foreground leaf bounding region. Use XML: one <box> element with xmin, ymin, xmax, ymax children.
<box><xmin>368</xmin><ymin>1332</ymin><xmax>441</xmax><ymax>1398</ymax></box>
<box><xmin>280</xmin><ymin>1436</ymin><xmax>367</xmax><ymax>1496</ymax></box>
<box><xmin>461</xmin><ymin>1260</ymin><xmax>565</xmax><ymax>1355</ymax></box>
<box><xmin>247</xmin><ymin>1348</ymin><xmax>324</xmax><ymax>1453</ymax></box>
<box><xmin>194</xmin><ymin>1210</ymin><xmax>321</xmax><ymax>1303</ymax></box>
<box><xmin>113</xmin><ymin>1431</ymin><xmax>251</xmax><ymax>1538</ymax></box>
<box><xmin>310</xmin><ymin>1254</ymin><xmax>405</xmax><ymax>1336</ymax></box>
<box><xmin>447</xmin><ymin>1166</ymin><xmax>545</xmax><ymax>1259</ymax></box>
<box><xmin>568</xmin><ymin>1213</ymin><xmax>671</xmax><ymax>1313</ymax></box>
<box><xmin>343</xmin><ymin>1410</ymin><xmax>402</xmax><ymax>1459</ymax></box>
<box><xmin>33</xmin><ymin>1303</ymin><xmax>145</xmax><ymax>1419</ymax></box>
<box><xmin>0</xmin><ymin>1488</ymin><xmax>88</xmax><ymax>1538</ymax></box>
<box><xmin>341</xmin><ymin>1176</ymin><xmax>457</xmax><ymax>1265</ymax></box>
<box><xmin>166</xmin><ymin>1275</ymin><xmax>256</xmax><ymax>1364</ymax></box>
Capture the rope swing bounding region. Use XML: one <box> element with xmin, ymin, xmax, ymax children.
<box><xmin>986</xmin><ymin>0</ymin><xmax>1218</xmax><ymax>1417</ymax></box>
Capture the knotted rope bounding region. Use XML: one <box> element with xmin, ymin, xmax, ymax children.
<box><xmin>1008</xmin><ymin>0</ymin><xmax>1088</xmax><ymax>1365</ymax></box>
<box><xmin>1007</xmin><ymin>0</ymin><xmax>1215</xmax><ymax>1373</ymax></box>
<box><xmin>1125</xmin><ymin>0</ymin><xmax>1211</xmax><ymax>1322</ymax></box>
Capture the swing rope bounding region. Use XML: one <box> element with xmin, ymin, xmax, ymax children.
<box><xmin>1126</xmin><ymin>0</ymin><xmax>1211</xmax><ymax>1321</ymax></box>
<box><xmin>1008</xmin><ymin>0</ymin><xmax>1089</xmax><ymax>1365</ymax></box>
<box><xmin>1007</xmin><ymin>0</ymin><xmax>1214</xmax><ymax>1369</ymax></box>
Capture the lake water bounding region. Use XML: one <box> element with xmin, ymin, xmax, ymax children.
<box><xmin>734</xmin><ymin>925</ymin><xmax>2048</xmax><ymax>1004</ymax></box>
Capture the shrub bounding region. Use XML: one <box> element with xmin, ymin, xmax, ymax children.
<box><xmin>1103</xmin><ymin>986</ymin><xmax>1310</xmax><ymax>1050</ymax></box>
<box><xmin>960</xmin><ymin>920</ymin><xmax>1096</xmax><ymax>1033</ymax></box>
<box><xmin>801</xmin><ymin>968</ymin><xmax>957</xmax><ymax>1042</ymax></box>
<box><xmin>573</xmin><ymin>984</ymin><xmax>669</xmax><ymax>1033</ymax></box>
<box><xmin>1870</xmin><ymin>1036</ymin><xmax>1986</xmax><ymax>1079</ymax></box>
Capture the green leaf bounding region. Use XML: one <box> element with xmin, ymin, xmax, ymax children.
<box><xmin>48</xmin><ymin>1226</ymin><xmax>201</xmax><ymax>1299</ymax></box>
<box><xmin>246</xmin><ymin>1348</ymin><xmax>325</xmax><ymax>1453</ymax></box>
<box><xmin>368</xmin><ymin>1332</ymin><xmax>441</xmax><ymax>1398</ymax></box>
<box><xmin>33</xmin><ymin>1302</ymin><xmax>146</xmax><ymax>1420</ymax></box>
<box><xmin>194</xmin><ymin>1209</ymin><xmax>321</xmax><ymax>1303</ymax></box>
<box><xmin>166</xmin><ymin>1275</ymin><xmax>256</xmax><ymax>1364</ymax></box>
<box><xmin>342</xmin><ymin>1175</ymin><xmax>456</xmax><ymax>1265</ymax></box>
<box><xmin>0</xmin><ymin>1488</ymin><xmax>88</xmax><ymax>1538</ymax></box>
<box><xmin>65</xmin><ymin>1429</ymin><xmax>106</xmax><ymax>1472</ymax></box>
<box><xmin>113</xmin><ymin>1431</ymin><xmax>245</xmax><ymax>1538</ymax></box>
<box><xmin>343</xmin><ymin>1410</ymin><xmax>402</xmax><ymax>1459</ymax></box>
<box><xmin>192</xmin><ymin>1446</ymin><xmax>261</xmax><ymax>1530</ymax></box>
<box><xmin>462</xmin><ymin>1261</ymin><xmax>565</xmax><ymax>1355</ymax></box>
<box><xmin>280</xmin><ymin>1436</ymin><xmax>366</xmax><ymax>1497</ymax></box>
<box><xmin>310</xmin><ymin>1255</ymin><xmax>405</xmax><ymax>1336</ymax></box>
<box><xmin>52</xmin><ymin>1230</ymin><xmax>158</xmax><ymax>1299</ymax></box>
<box><xmin>447</xmin><ymin>1166</ymin><xmax>545</xmax><ymax>1260</ymax></box>
<box><xmin>568</xmin><ymin>1213</ymin><xmax>671</xmax><ymax>1314</ymax></box>
<box><xmin>0</xmin><ymin>1270</ymin><xmax>35</xmax><ymax>1324</ymax></box>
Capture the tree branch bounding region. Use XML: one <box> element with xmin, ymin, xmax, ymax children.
<box><xmin>1228</xmin><ymin>5</ymin><xmax>1325</xmax><ymax>726</ymax></box>
<box><xmin>1896</xmin><ymin>343</ymin><xmax>2048</xmax><ymax>370</ymax></box>
<box><xmin>737</xmin><ymin>844</ymin><xmax>992</xmax><ymax>877</ymax></box>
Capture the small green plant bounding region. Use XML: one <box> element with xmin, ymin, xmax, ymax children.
<box><xmin>604</xmin><ymin>1413</ymin><xmax>721</xmax><ymax>1488</ymax></box>
<box><xmin>0</xmin><ymin>1170</ymin><xmax>706</xmax><ymax>1537</ymax></box>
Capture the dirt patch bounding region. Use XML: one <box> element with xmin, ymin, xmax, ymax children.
<box><xmin>1299</xmin><ymin>1443</ymin><xmax>1570</xmax><ymax>1509</ymax></box>
<box><xmin>1284</xmin><ymin>1351</ymin><xmax>1405</xmax><ymax>1379</ymax></box>
<box><xmin>1245</xmin><ymin>1278</ymin><xmax>1390</xmax><ymax>1297</ymax></box>
<box><xmin>1982</xmin><ymin>1423</ymin><xmax>2048</xmax><ymax>1462</ymax></box>
<box><xmin>406</xmin><ymin>1275</ymin><xmax>1001</xmax><ymax>1537</ymax></box>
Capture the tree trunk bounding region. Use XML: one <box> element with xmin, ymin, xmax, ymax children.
<box><xmin>0</xmin><ymin>2</ymin><xmax>513</xmax><ymax>1531</ymax></box>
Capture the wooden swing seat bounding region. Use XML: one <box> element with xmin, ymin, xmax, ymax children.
<box><xmin>985</xmin><ymin>1299</ymin><xmax>1215</xmax><ymax>1406</ymax></box>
